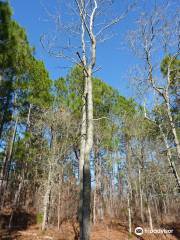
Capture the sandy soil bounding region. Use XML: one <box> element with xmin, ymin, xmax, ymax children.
<box><xmin>0</xmin><ymin>221</ymin><xmax>179</xmax><ymax>240</ymax></box>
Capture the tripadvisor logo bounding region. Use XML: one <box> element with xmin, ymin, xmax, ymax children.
<box><xmin>135</xmin><ymin>227</ymin><xmax>143</xmax><ymax>236</ymax></box>
<box><xmin>135</xmin><ymin>227</ymin><xmax>174</xmax><ymax>236</ymax></box>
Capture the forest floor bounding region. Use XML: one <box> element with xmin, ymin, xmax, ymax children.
<box><xmin>0</xmin><ymin>211</ymin><xmax>179</xmax><ymax>240</ymax></box>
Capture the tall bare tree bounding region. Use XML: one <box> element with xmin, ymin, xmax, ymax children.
<box><xmin>128</xmin><ymin>2</ymin><xmax>180</xmax><ymax>190</ymax></box>
<box><xmin>41</xmin><ymin>1</ymin><xmax>135</xmax><ymax>239</ymax></box>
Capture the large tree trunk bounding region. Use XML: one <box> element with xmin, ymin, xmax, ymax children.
<box><xmin>79</xmin><ymin>3</ymin><xmax>88</xmax><ymax>236</ymax></box>
<box><xmin>79</xmin><ymin>74</ymin><xmax>87</xmax><ymax>239</ymax></box>
<box><xmin>82</xmin><ymin>152</ymin><xmax>91</xmax><ymax>240</ymax></box>
<box><xmin>78</xmin><ymin>1</ymin><xmax>96</xmax><ymax>238</ymax></box>
<box><xmin>81</xmin><ymin>71</ymin><xmax>93</xmax><ymax>240</ymax></box>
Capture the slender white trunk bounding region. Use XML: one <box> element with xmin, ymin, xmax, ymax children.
<box><xmin>127</xmin><ymin>193</ymin><xmax>132</xmax><ymax>234</ymax></box>
<box><xmin>138</xmin><ymin>167</ymin><xmax>144</xmax><ymax>223</ymax></box>
<box><xmin>42</xmin><ymin>128</ymin><xmax>55</xmax><ymax>231</ymax></box>
<box><xmin>147</xmin><ymin>202</ymin><xmax>153</xmax><ymax>231</ymax></box>
<box><xmin>159</xmin><ymin>124</ymin><xmax>180</xmax><ymax>190</ymax></box>
<box><xmin>42</xmin><ymin>164</ymin><xmax>52</xmax><ymax>231</ymax></box>
<box><xmin>165</xmin><ymin>96</ymin><xmax>180</xmax><ymax>158</ymax></box>
<box><xmin>57</xmin><ymin>191</ymin><xmax>61</xmax><ymax>230</ymax></box>
<box><xmin>93</xmin><ymin>189</ymin><xmax>96</xmax><ymax>224</ymax></box>
<box><xmin>163</xmin><ymin>199</ymin><xmax>167</xmax><ymax>214</ymax></box>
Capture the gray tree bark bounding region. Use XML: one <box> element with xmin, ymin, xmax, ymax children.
<box><xmin>77</xmin><ymin>1</ymin><xmax>97</xmax><ymax>239</ymax></box>
<box><xmin>42</xmin><ymin>128</ymin><xmax>55</xmax><ymax>231</ymax></box>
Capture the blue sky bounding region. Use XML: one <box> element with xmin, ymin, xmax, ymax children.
<box><xmin>10</xmin><ymin>0</ymin><xmax>141</xmax><ymax>98</ymax></box>
<box><xmin>10</xmin><ymin>0</ymin><xmax>175</xmax><ymax>100</ymax></box>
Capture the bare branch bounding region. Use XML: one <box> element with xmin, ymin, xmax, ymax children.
<box><xmin>75</xmin><ymin>0</ymin><xmax>92</xmax><ymax>40</ymax></box>
<box><xmin>95</xmin><ymin>1</ymin><xmax>136</xmax><ymax>38</ymax></box>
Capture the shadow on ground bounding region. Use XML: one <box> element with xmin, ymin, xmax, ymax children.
<box><xmin>161</xmin><ymin>222</ymin><xmax>180</xmax><ymax>239</ymax></box>
<box><xmin>0</xmin><ymin>210</ymin><xmax>36</xmax><ymax>240</ymax></box>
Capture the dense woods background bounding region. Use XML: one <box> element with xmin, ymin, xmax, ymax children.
<box><xmin>0</xmin><ymin>1</ymin><xmax>179</xmax><ymax>239</ymax></box>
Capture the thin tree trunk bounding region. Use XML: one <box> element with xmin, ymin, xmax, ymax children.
<box><xmin>147</xmin><ymin>202</ymin><xmax>153</xmax><ymax>231</ymax></box>
<box><xmin>127</xmin><ymin>192</ymin><xmax>132</xmax><ymax>234</ymax></box>
<box><xmin>138</xmin><ymin>167</ymin><xmax>144</xmax><ymax>223</ymax></box>
<box><xmin>163</xmin><ymin>199</ymin><xmax>167</xmax><ymax>214</ymax></box>
<box><xmin>3</xmin><ymin>116</ymin><xmax>18</xmax><ymax>182</ymax></box>
<box><xmin>0</xmin><ymin>87</ymin><xmax>12</xmax><ymax>139</ymax></box>
<box><xmin>26</xmin><ymin>104</ymin><xmax>32</xmax><ymax>130</ymax></box>
<box><xmin>0</xmin><ymin>149</ymin><xmax>7</xmax><ymax>180</ymax></box>
<box><xmin>0</xmin><ymin>116</ymin><xmax>18</xmax><ymax>209</ymax></box>
<box><xmin>165</xmin><ymin>92</ymin><xmax>180</xmax><ymax>159</ymax></box>
<box><xmin>140</xmin><ymin>187</ymin><xmax>144</xmax><ymax>223</ymax></box>
<box><xmin>42</xmin><ymin>163</ymin><xmax>52</xmax><ymax>231</ymax></box>
<box><xmin>146</xmin><ymin>33</ymin><xmax>180</xmax><ymax>159</ymax></box>
<box><xmin>57</xmin><ymin>191</ymin><xmax>61</xmax><ymax>230</ymax></box>
<box><xmin>93</xmin><ymin>189</ymin><xmax>96</xmax><ymax>224</ymax></box>
<box><xmin>42</xmin><ymin>128</ymin><xmax>55</xmax><ymax>231</ymax></box>
<box><xmin>154</xmin><ymin>198</ymin><xmax>159</xmax><ymax>216</ymax></box>
<box><xmin>159</xmin><ymin>124</ymin><xmax>180</xmax><ymax>191</ymax></box>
